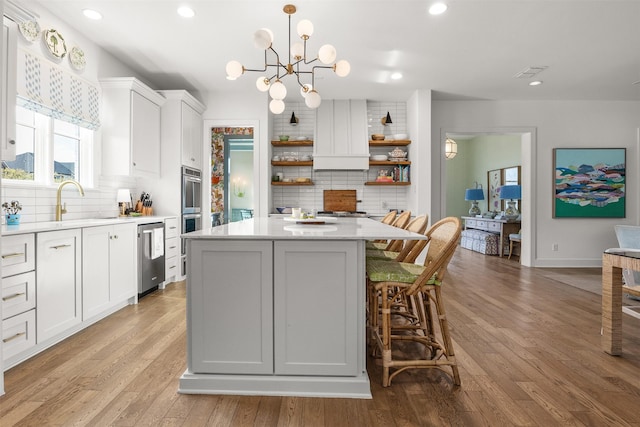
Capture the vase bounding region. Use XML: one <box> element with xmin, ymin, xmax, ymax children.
<box><xmin>6</xmin><ymin>214</ymin><xmax>20</xmax><ymax>225</ymax></box>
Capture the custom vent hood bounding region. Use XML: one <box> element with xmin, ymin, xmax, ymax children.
<box><xmin>313</xmin><ymin>99</ymin><xmax>369</xmax><ymax>170</ymax></box>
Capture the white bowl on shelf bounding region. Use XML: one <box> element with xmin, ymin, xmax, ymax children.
<box><xmin>394</xmin><ymin>133</ymin><xmax>408</xmax><ymax>140</ymax></box>
<box><xmin>371</xmin><ymin>154</ymin><xmax>389</xmax><ymax>161</ymax></box>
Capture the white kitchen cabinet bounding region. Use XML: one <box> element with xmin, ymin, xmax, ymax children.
<box><xmin>164</xmin><ymin>217</ymin><xmax>180</xmax><ymax>284</ymax></box>
<box><xmin>189</xmin><ymin>240</ymin><xmax>273</xmax><ymax>374</ymax></box>
<box><xmin>2</xmin><ymin>310</ymin><xmax>35</xmax><ymax>362</ymax></box>
<box><xmin>36</xmin><ymin>229</ymin><xmax>82</xmax><ymax>343</ymax></box>
<box><xmin>100</xmin><ymin>78</ymin><xmax>165</xmax><ymax>177</ymax></box>
<box><xmin>82</xmin><ymin>223</ymin><xmax>136</xmax><ymax>320</ymax></box>
<box><xmin>2</xmin><ymin>17</ymin><xmax>17</xmax><ymax>161</ymax></box>
<box><xmin>1</xmin><ymin>233</ymin><xmax>35</xmax><ymax>277</ymax></box>
<box><xmin>313</xmin><ymin>99</ymin><xmax>369</xmax><ymax>170</ymax></box>
<box><xmin>273</xmin><ymin>240</ymin><xmax>358</xmax><ymax>376</ymax></box>
<box><xmin>157</xmin><ymin>90</ymin><xmax>206</xmax><ymax>170</ymax></box>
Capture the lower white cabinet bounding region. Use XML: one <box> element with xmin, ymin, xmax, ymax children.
<box><xmin>36</xmin><ymin>229</ymin><xmax>82</xmax><ymax>343</ymax></box>
<box><xmin>82</xmin><ymin>223</ymin><xmax>136</xmax><ymax>319</ymax></box>
<box><xmin>164</xmin><ymin>217</ymin><xmax>180</xmax><ymax>283</ymax></box>
<box><xmin>2</xmin><ymin>309</ymin><xmax>36</xmax><ymax>361</ymax></box>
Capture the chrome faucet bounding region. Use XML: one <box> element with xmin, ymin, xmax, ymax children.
<box><xmin>55</xmin><ymin>179</ymin><xmax>85</xmax><ymax>221</ymax></box>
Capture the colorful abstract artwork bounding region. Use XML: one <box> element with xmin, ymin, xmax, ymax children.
<box><xmin>210</xmin><ymin>130</ymin><xmax>225</xmax><ymax>222</ymax></box>
<box><xmin>553</xmin><ymin>148</ymin><xmax>625</xmax><ymax>218</ymax></box>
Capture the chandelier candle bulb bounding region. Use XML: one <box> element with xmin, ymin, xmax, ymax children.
<box><xmin>225</xmin><ymin>3</ymin><xmax>350</xmax><ymax>114</ymax></box>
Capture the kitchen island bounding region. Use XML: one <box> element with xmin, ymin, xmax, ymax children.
<box><xmin>179</xmin><ymin>216</ymin><xmax>426</xmax><ymax>398</ymax></box>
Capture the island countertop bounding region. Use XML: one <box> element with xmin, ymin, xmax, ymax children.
<box><xmin>182</xmin><ymin>216</ymin><xmax>426</xmax><ymax>241</ymax></box>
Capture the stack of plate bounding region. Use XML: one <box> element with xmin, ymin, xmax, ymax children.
<box><xmin>371</xmin><ymin>154</ymin><xmax>388</xmax><ymax>161</ymax></box>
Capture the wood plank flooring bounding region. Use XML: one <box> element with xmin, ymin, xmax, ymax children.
<box><xmin>2</xmin><ymin>247</ymin><xmax>640</xmax><ymax>426</ymax></box>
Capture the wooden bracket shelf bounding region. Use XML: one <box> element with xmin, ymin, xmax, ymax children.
<box><xmin>271</xmin><ymin>181</ymin><xmax>314</xmax><ymax>186</ymax></box>
<box><xmin>369</xmin><ymin>160</ymin><xmax>411</xmax><ymax>166</ymax></box>
<box><xmin>365</xmin><ymin>181</ymin><xmax>411</xmax><ymax>186</ymax></box>
<box><xmin>271</xmin><ymin>140</ymin><xmax>313</xmax><ymax>146</ymax></box>
<box><xmin>369</xmin><ymin>140</ymin><xmax>411</xmax><ymax>146</ymax></box>
<box><xmin>271</xmin><ymin>161</ymin><xmax>313</xmax><ymax>167</ymax></box>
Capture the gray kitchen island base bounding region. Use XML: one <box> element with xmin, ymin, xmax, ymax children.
<box><xmin>180</xmin><ymin>218</ymin><xmax>425</xmax><ymax>399</ymax></box>
<box><xmin>179</xmin><ymin>371</ymin><xmax>372</xmax><ymax>398</ymax></box>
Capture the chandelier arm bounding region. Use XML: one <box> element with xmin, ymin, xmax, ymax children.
<box><xmin>269</xmin><ymin>46</ymin><xmax>287</xmax><ymax>78</ymax></box>
<box><xmin>301</xmin><ymin>38</ymin><xmax>318</xmax><ymax>65</ymax></box>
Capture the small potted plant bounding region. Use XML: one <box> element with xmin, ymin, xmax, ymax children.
<box><xmin>2</xmin><ymin>200</ymin><xmax>22</xmax><ymax>225</ymax></box>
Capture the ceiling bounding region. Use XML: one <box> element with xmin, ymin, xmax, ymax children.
<box><xmin>23</xmin><ymin>0</ymin><xmax>640</xmax><ymax>103</ymax></box>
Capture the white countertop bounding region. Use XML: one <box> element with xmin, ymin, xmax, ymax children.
<box><xmin>1</xmin><ymin>216</ymin><xmax>173</xmax><ymax>236</ymax></box>
<box><xmin>183</xmin><ymin>217</ymin><xmax>426</xmax><ymax>241</ymax></box>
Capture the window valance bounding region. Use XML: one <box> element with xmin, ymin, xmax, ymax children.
<box><xmin>16</xmin><ymin>48</ymin><xmax>100</xmax><ymax>130</ymax></box>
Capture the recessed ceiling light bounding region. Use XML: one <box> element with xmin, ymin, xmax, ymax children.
<box><xmin>429</xmin><ymin>2</ymin><xmax>448</xmax><ymax>15</ymax></box>
<box><xmin>391</xmin><ymin>72</ymin><xmax>403</xmax><ymax>80</ymax></box>
<box><xmin>177</xmin><ymin>6</ymin><xmax>195</xmax><ymax>18</ymax></box>
<box><xmin>529</xmin><ymin>80</ymin><xmax>543</xmax><ymax>86</ymax></box>
<box><xmin>82</xmin><ymin>9</ymin><xmax>102</xmax><ymax>20</ymax></box>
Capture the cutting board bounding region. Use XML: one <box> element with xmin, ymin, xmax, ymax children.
<box><xmin>324</xmin><ymin>190</ymin><xmax>358</xmax><ymax>212</ymax></box>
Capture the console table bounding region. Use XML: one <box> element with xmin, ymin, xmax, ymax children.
<box><xmin>462</xmin><ymin>216</ymin><xmax>521</xmax><ymax>257</ymax></box>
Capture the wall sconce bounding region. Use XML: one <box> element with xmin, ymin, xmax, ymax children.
<box><xmin>445</xmin><ymin>137</ymin><xmax>458</xmax><ymax>159</ymax></box>
<box><xmin>381</xmin><ymin>111</ymin><xmax>393</xmax><ymax>126</ymax></box>
<box><xmin>232</xmin><ymin>177</ymin><xmax>246</xmax><ymax>198</ymax></box>
<box><xmin>464</xmin><ymin>182</ymin><xmax>484</xmax><ymax>216</ymax></box>
<box><xmin>116</xmin><ymin>188</ymin><xmax>131</xmax><ymax>216</ymax></box>
<box><xmin>289</xmin><ymin>111</ymin><xmax>299</xmax><ymax>126</ymax></box>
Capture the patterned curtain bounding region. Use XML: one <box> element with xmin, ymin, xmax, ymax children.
<box><xmin>16</xmin><ymin>48</ymin><xmax>100</xmax><ymax>130</ymax></box>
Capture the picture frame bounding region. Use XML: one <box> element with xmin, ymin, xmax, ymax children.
<box><xmin>487</xmin><ymin>169</ymin><xmax>502</xmax><ymax>212</ymax></box>
<box><xmin>553</xmin><ymin>148</ymin><xmax>625</xmax><ymax>218</ymax></box>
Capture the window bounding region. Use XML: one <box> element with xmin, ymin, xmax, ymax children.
<box><xmin>2</xmin><ymin>106</ymin><xmax>94</xmax><ymax>186</ymax></box>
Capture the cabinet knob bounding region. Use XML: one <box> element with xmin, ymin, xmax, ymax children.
<box><xmin>132</xmin><ymin>162</ymin><xmax>137</xmax><ymax>166</ymax></box>
<box><xmin>8</xmin><ymin>139</ymin><xmax>16</xmax><ymax>145</ymax></box>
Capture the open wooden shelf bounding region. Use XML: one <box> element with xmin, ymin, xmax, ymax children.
<box><xmin>369</xmin><ymin>160</ymin><xmax>411</xmax><ymax>166</ymax></box>
<box><xmin>365</xmin><ymin>181</ymin><xmax>411</xmax><ymax>186</ymax></box>
<box><xmin>271</xmin><ymin>160</ymin><xmax>313</xmax><ymax>167</ymax></box>
<box><xmin>369</xmin><ymin>139</ymin><xmax>411</xmax><ymax>146</ymax></box>
<box><xmin>271</xmin><ymin>181</ymin><xmax>314</xmax><ymax>186</ymax></box>
<box><xmin>271</xmin><ymin>140</ymin><xmax>313</xmax><ymax>146</ymax></box>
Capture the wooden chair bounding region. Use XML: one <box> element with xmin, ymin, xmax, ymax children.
<box><xmin>371</xmin><ymin>210</ymin><xmax>398</xmax><ymax>244</ymax></box>
<box><xmin>366</xmin><ymin>217</ymin><xmax>462</xmax><ymax>387</ymax></box>
<box><xmin>367</xmin><ymin>210</ymin><xmax>412</xmax><ymax>251</ymax></box>
<box><xmin>366</xmin><ymin>214</ymin><xmax>429</xmax><ymax>263</ymax></box>
<box><xmin>508</xmin><ymin>231</ymin><xmax>521</xmax><ymax>260</ymax></box>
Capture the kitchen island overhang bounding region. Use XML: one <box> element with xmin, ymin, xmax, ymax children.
<box><xmin>179</xmin><ymin>217</ymin><xmax>426</xmax><ymax>398</ymax></box>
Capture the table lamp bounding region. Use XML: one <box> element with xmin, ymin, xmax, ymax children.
<box><xmin>116</xmin><ymin>188</ymin><xmax>131</xmax><ymax>216</ymax></box>
<box><xmin>499</xmin><ymin>185</ymin><xmax>521</xmax><ymax>220</ymax></box>
<box><xmin>464</xmin><ymin>186</ymin><xmax>485</xmax><ymax>216</ymax></box>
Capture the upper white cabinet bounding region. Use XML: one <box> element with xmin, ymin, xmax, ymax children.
<box><xmin>313</xmin><ymin>99</ymin><xmax>369</xmax><ymax>170</ymax></box>
<box><xmin>2</xmin><ymin>17</ymin><xmax>17</xmax><ymax>161</ymax></box>
<box><xmin>157</xmin><ymin>90</ymin><xmax>206</xmax><ymax>170</ymax></box>
<box><xmin>100</xmin><ymin>78</ymin><xmax>165</xmax><ymax>177</ymax></box>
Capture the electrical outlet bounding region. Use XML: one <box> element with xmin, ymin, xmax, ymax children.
<box><xmin>552</xmin><ymin>243</ymin><xmax>559</xmax><ymax>251</ymax></box>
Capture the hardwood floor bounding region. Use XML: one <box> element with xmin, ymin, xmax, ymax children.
<box><xmin>2</xmin><ymin>248</ymin><xmax>640</xmax><ymax>426</ymax></box>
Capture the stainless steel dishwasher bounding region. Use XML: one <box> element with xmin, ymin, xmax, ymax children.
<box><xmin>138</xmin><ymin>222</ymin><xmax>165</xmax><ymax>298</ymax></box>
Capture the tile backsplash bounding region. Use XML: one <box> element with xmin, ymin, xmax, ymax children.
<box><xmin>271</xmin><ymin>100</ymin><xmax>409</xmax><ymax>217</ymax></box>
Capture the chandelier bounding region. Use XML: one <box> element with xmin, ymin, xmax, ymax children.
<box><xmin>225</xmin><ymin>4</ymin><xmax>351</xmax><ymax>114</ymax></box>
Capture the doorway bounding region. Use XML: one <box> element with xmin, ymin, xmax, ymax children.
<box><xmin>441</xmin><ymin>128</ymin><xmax>536</xmax><ymax>267</ymax></box>
<box><xmin>210</xmin><ymin>127</ymin><xmax>254</xmax><ymax>225</ymax></box>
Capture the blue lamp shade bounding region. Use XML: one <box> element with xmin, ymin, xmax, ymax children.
<box><xmin>499</xmin><ymin>185</ymin><xmax>522</xmax><ymax>200</ymax></box>
<box><xmin>465</xmin><ymin>188</ymin><xmax>485</xmax><ymax>201</ymax></box>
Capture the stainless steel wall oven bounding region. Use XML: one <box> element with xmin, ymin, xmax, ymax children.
<box><xmin>182</xmin><ymin>166</ymin><xmax>202</xmax><ymax>214</ymax></box>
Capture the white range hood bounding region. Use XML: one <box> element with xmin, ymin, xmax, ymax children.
<box><xmin>313</xmin><ymin>99</ymin><xmax>370</xmax><ymax>170</ymax></box>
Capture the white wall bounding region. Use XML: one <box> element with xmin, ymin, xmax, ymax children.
<box><xmin>432</xmin><ymin>100</ymin><xmax>640</xmax><ymax>267</ymax></box>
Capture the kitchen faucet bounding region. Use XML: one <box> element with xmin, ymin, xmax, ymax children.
<box><xmin>55</xmin><ymin>179</ymin><xmax>85</xmax><ymax>221</ymax></box>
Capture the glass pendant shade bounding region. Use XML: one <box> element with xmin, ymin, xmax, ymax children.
<box><xmin>300</xmin><ymin>83</ymin><xmax>312</xmax><ymax>98</ymax></box>
<box><xmin>291</xmin><ymin>42</ymin><xmax>304</xmax><ymax>59</ymax></box>
<box><xmin>305</xmin><ymin>90</ymin><xmax>322</xmax><ymax>109</ymax></box>
<box><xmin>226</xmin><ymin>60</ymin><xmax>243</xmax><ymax>79</ymax></box>
<box><xmin>318</xmin><ymin>44</ymin><xmax>337</xmax><ymax>64</ymax></box>
<box><xmin>334</xmin><ymin>60</ymin><xmax>351</xmax><ymax>77</ymax></box>
<box><xmin>269</xmin><ymin>99</ymin><xmax>285</xmax><ymax>114</ymax></box>
<box><xmin>256</xmin><ymin>76</ymin><xmax>270</xmax><ymax>92</ymax></box>
<box><xmin>297</xmin><ymin>19</ymin><xmax>314</xmax><ymax>38</ymax></box>
<box><xmin>253</xmin><ymin>28</ymin><xmax>274</xmax><ymax>50</ymax></box>
<box><xmin>269</xmin><ymin>80</ymin><xmax>287</xmax><ymax>100</ymax></box>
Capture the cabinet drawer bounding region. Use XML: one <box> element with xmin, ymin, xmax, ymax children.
<box><xmin>2</xmin><ymin>234</ymin><xmax>35</xmax><ymax>277</ymax></box>
<box><xmin>465</xmin><ymin>219</ymin><xmax>477</xmax><ymax>228</ymax></box>
<box><xmin>2</xmin><ymin>309</ymin><xmax>36</xmax><ymax>362</ymax></box>
<box><xmin>165</xmin><ymin>218</ymin><xmax>179</xmax><ymax>238</ymax></box>
<box><xmin>2</xmin><ymin>271</ymin><xmax>36</xmax><ymax>319</ymax></box>
<box><xmin>165</xmin><ymin>255</ymin><xmax>179</xmax><ymax>279</ymax></box>
<box><xmin>475</xmin><ymin>220</ymin><xmax>488</xmax><ymax>230</ymax></box>
<box><xmin>487</xmin><ymin>222</ymin><xmax>501</xmax><ymax>232</ymax></box>
<box><xmin>165</xmin><ymin>236</ymin><xmax>180</xmax><ymax>259</ymax></box>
